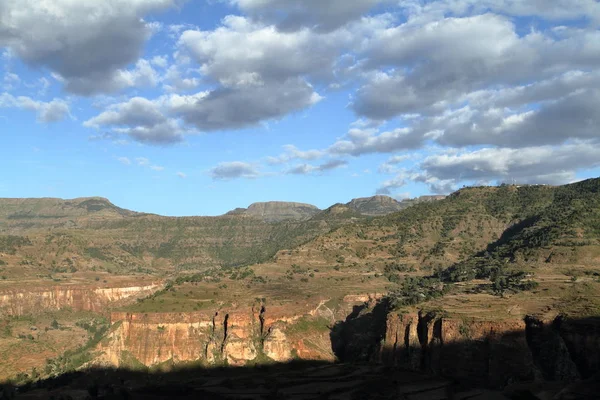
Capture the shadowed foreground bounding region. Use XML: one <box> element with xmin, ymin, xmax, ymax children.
<box><xmin>5</xmin><ymin>361</ymin><xmax>460</xmax><ymax>400</ymax></box>
<box><xmin>3</xmin><ymin>355</ymin><xmax>600</xmax><ymax>399</ymax></box>
<box><xmin>3</xmin><ymin>306</ymin><xmax>600</xmax><ymax>399</ymax></box>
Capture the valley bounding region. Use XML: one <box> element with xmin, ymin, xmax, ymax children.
<box><xmin>1</xmin><ymin>181</ymin><xmax>600</xmax><ymax>399</ymax></box>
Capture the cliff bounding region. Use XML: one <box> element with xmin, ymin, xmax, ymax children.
<box><xmin>0</xmin><ymin>283</ymin><xmax>162</xmax><ymax>316</ymax></box>
<box><xmin>379</xmin><ymin>312</ymin><xmax>600</xmax><ymax>389</ymax></box>
<box><xmin>95</xmin><ymin>304</ymin><xmax>336</xmax><ymax>368</ymax></box>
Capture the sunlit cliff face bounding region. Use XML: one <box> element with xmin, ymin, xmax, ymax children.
<box><xmin>0</xmin><ymin>284</ymin><xmax>161</xmax><ymax>316</ymax></box>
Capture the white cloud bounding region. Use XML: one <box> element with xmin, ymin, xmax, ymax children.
<box><xmin>0</xmin><ymin>93</ymin><xmax>70</xmax><ymax>122</ymax></box>
<box><xmin>266</xmin><ymin>145</ymin><xmax>326</xmax><ymax>165</ymax></box>
<box><xmin>0</xmin><ymin>0</ymin><xmax>177</xmax><ymax>95</ymax></box>
<box><xmin>176</xmin><ymin>171</ymin><xmax>187</xmax><ymax>178</ymax></box>
<box><xmin>229</xmin><ymin>0</ymin><xmax>386</xmax><ymax>32</ymax></box>
<box><xmin>84</xmin><ymin>97</ymin><xmax>187</xmax><ymax>144</ymax></box>
<box><xmin>329</xmin><ymin>127</ymin><xmax>422</xmax><ymax>156</ymax></box>
<box><xmin>210</xmin><ymin>161</ymin><xmax>260</xmax><ymax>180</ymax></box>
<box><xmin>2</xmin><ymin>72</ymin><xmax>20</xmax><ymax>90</ymax></box>
<box><xmin>287</xmin><ymin>159</ymin><xmax>348</xmax><ymax>175</ymax></box>
<box><xmin>420</xmin><ymin>142</ymin><xmax>600</xmax><ymax>185</ymax></box>
<box><xmin>136</xmin><ymin>157</ymin><xmax>150</xmax><ymax>166</ymax></box>
<box><xmin>118</xmin><ymin>157</ymin><xmax>132</xmax><ymax>165</ymax></box>
<box><xmin>151</xmin><ymin>55</ymin><xmax>169</xmax><ymax>69</ymax></box>
<box><xmin>168</xmin><ymin>78</ymin><xmax>322</xmax><ymax>131</ymax></box>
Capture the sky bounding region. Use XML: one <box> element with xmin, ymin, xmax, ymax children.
<box><xmin>1</xmin><ymin>0</ymin><xmax>600</xmax><ymax>216</ymax></box>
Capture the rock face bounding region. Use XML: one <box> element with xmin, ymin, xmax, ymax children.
<box><xmin>227</xmin><ymin>202</ymin><xmax>321</xmax><ymax>222</ymax></box>
<box><xmin>96</xmin><ymin>305</ymin><xmax>335</xmax><ymax>368</ymax></box>
<box><xmin>379</xmin><ymin>312</ymin><xmax>599</xmax><ymax>389</ymax></box>
<box><xmin>0</xmin><ymin>284</ymin><xmax>161</xmax><ymax>316</ymax></box>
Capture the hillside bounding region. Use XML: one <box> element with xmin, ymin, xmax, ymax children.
<box><xmin>225</xmin><ymin>201</ymin><xmax>321</xmax><ymax>222</ymax></box>
<box><xmin>280</xmin><ymin>180</ymin><xmax>600</xmax><ymax>276</ymax></box>
<box><xmin>346</xmin><ymin>195</ymin><xmax>446</xmax><ymax>216</ymax></box>
<box><xmin>0</xmin><ymin>193</ymin><xmax>448</xmax><ymax>276</ymax></box>
<box><xmin>1</xmin><ymin>180</ymin><xmax>599</xmax><ymax>389</ymax></box>
<box><xmin>0</xmin><ymin>197</ymin><xmax>139</xmax><ymax>222</ymax></box>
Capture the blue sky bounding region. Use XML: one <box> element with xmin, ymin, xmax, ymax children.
<box><xmin>1</xmin><ymin>0</ymin><xmax>600</xmax><ymax>216</ymax></box>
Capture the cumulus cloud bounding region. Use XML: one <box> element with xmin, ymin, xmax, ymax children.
<box><xmin>266</xmin><ymin>145</ymin><xmax>325</xmax><ymax>165</ymax></box>
<box><xmin>84</xmin><ymin>97</ymin><xmax>186</xmax><ymax>144</ymax></box>
<box><xmin>171</xmin><ymin>15</ymin><xmax>346</xmax><ymax>130</ymax></box>
<box><xmin>118</xmin><ymin>157</ymin><xmax>132</xmax><ymax>165</ymax></box>
<box><xmin>403</xmin><ymin>0</ymin><xmax>600</xmax><ymax>25</ymax></box>
<box><xmin>287</xmin><ymin>159</ymin><xmax>348</xmax><ymax>175</ymax></box>
<box><xmin>353</xmin><ymin>14</ymin><xmax>600</xmax><ymax>120</ymax></box>
<box><xmin>169</xmin><ymin>79</ymin><xmax>322</xmax><ymax>131</ymax></box>
<box><xmin>425</xmin><ymin>89</ymin><xmax>600</xmax><ymax>148</ymax></box>
<box><xmin>379</xmin><ymin>154</ymin><xmax>420</xmax><ymax>174</ymax></box>
<box><xmin>162</xmin><ymin>65</ymin><xmax>201</xmax><ymax>92</ymax></box>
<box><xmin>179</xmin><ymin>16</ymin><xmax>349</xmax><ymax>86</ymax></box>
<box><xmin>229</xmin><ymin>0</ymin><xmax>385</xmax><ymax>32</ymax></box>
<box><xmin>0</xmin><ymin>92</ymin><xmax>70</xmax><ymax>122</ymax></box>
<box><xmin>329</xmin><ymin>127</ymin><xmax>423</xmax><ymax>156</ymax></box>
<box><xmin>420</xmin><ymin>143</ymin><xmax>600</xmax><ymax>185</ymax></box>
<box><xmin>0</xmin><ymin>0</ymin><xmax>177</xmax><ymax>95</ymax></box>
<box><xmin>210</xmin><ymin>161</ymin><xmax>260</xmax><ymax>180</ymax></box>
<box><xmin>376</xmin><ymin>175</ymin><xmax>407</xmax><ymax>195</ymax></box>
<box><xmin>176</xmin><ymin>171</ymin><xmax>187</xmax><ymax>178</ymax></box>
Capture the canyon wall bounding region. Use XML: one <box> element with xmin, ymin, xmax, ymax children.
<box><xmin>0</xmin><ymin>283</ymin><xmax>162</xmax><ymax>316</ymax></box>
<box><xmin>95</xmin><ymin>304</ymin><xmax>336</xmax><ymax>368</ymax></box>
<box><xmin>378</xmin><ymin>312</ymin><xmax>600</xmax><ymax>389</ymax></box>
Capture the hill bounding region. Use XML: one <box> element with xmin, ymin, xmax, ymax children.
<box><xmin>225</xmin><ymin>201</ymin><xmax>321</xmax><ymax>222</ymax></box>
<box><xmin>346</xmin><ymin>195</ymin><xmax>445</xmax><ymax>216</ymax></box>
<box><xmin>281</xmin><ymin>180</ymin><xmax>600</xmax><ymax>276</ymax></box>
<box><xmin>0</xmin><ymin>197</ymin><xmax>139</xmax><ymax>221</ymax></box>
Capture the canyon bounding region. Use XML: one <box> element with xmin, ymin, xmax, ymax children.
<box><xmin>2</xmin><ymin>180</ymin><xmax>600</xmax><ymax>399</ymax></box>
<box><xmin>0</xmin><ymin>283</ymin><xmax>162</xmax><ymax>317</ymax></box>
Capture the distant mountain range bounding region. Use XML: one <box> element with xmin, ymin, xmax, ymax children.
<box><xmin>0</xmin><ymin>193</ymin><xmax>445</xmax><ymax>272</ymax></box>
<box><xmin>226</xmin><ymin>195</ymin><xmax>447</xmax><ymax>222</ymax></box>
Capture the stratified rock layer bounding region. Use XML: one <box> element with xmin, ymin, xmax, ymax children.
<box><xmin>96</xmin><ymin>304</ymin><xmax>336</xmax><ymax>368</ymax></box>
<box><xmin>0</xmin><ymin>283</ymin><xmax>161</xmax><ymax>316</ymax></box>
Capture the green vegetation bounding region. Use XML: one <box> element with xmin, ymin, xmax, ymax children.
<box><xmin>43</xmin><ymin>320</ymin><xmax>109</xmax><ymax>378</ymax></box>
<box><xmin>388</xmin><ymin>276</ymin><xmax>448</xmax><ymax>307</ymax></box>
<box><xmin>0</xmin><ymin>235</ymin><xmax>32</xmax><ymax>254</ymax></box>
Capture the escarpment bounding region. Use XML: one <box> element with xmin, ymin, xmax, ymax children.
<box><xmin>377</xmin><ymin>311</ymin><xmax>600</xmax><ymax>389</ymax></box>
<box><xmin>0</xmin><ymin>283</ymin><xmax>162</xmax><ymax>316</ymax></box>
<box><xmin>95</xmin><ymin>304</ymin><xmax>336</xmax><ymax>368</ymax></box>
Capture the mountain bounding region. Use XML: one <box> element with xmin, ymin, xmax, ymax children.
<box><xmin>346</xmin><ymin>195</ymin><xmax>403</xmax><ymax>216</ymax></box>
<box><xmin>0</xmin><ymin>197</ymin><xmax>139</xmax><ymax>221</ymax></box>
<box><xmin>346</xmin><ymin>195</ymin><xmax>446</xmax><ymax>216</ymax></box>
<box><xmin>0</xmin><ymin>198</ymin><xmax>352</xmax><ymax>273</ymax></box>
<box><xmin>3</xmin><ymin>180</ymin><xmax>599</xmax><ymax>277</ymax></box>
<box><xmin>282</xmin><ymin>180</ymin><xmax>600</xmax><ymax>274</ymax></box>
<box><xmin>225</xmin><ymin>201</ymin><xmax>321</xmax><ymax>222</ymax></box>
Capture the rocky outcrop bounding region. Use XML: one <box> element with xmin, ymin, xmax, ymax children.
<box><xmin>96</xmin><ymin>305</ymin><xmax>335</xmax><ymax>368</ymax></box>
<box><xmin>0</xmin><ymin>283</ymin><xmax>161</xmax><ymax>316</ymax></box>
<box><xmin>226</xmin><ymin>202</ymin><xmax>321</xmax><ymax>222</ymax></box>
<box><xmin>263</xmin><ymin>323</ymin><xmax>292</xmax><ymax>362</ymax></box>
